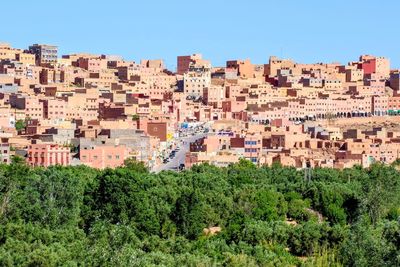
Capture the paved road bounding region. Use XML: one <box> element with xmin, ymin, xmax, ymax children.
<box><xmin>153</xmin><ymin>132</ymin><xmax>207</xmax><ymax>173</ymax></box>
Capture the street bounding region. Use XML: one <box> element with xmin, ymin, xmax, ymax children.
<box><xmin>152</xmin><ymin>132</ymin><xmax>207</xmax><ymax>173</ymax></box>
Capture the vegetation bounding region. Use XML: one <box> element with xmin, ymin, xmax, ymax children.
<box><xmin>0</xmin><ymin>158</ymin><xmax>399</xmax><ymax>266</ymax></box>
<box><xmin>14</xmin><ymin>119</ymin><xmax>26</xmax><ymax>131</ymax></box>
<box><xmin>131</xmin><ymin>114</ymin><xmax>140</xmax><ymax>121</ymax></box>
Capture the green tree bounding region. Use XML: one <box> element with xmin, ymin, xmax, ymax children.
<box><xmin>14</xmin><ymin>120</ymin><xmax>26</xmax><ymax>131</ymax></box>
<box><xmin>131</xmin><ymin>114</ymin><xmax>140</xmax><ymax>121</ymax></box>
<box><xmin>0</xmin><ymin>161</ymin><xmax>399</xmax><ymax>266</ymax></box>
<box><xmin>123</xmin><ymin>158</ymin><xmax>148</xmax><ymax>173</ymax></box>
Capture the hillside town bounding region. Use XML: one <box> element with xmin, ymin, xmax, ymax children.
<box><xmin>1</xmin><ymin>42</ymin><xmax>400</xmax><ymax>170</ymax></box>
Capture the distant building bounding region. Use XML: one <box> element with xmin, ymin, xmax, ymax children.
<box><xmin>390</xmin><ymin>72</ymin><xmax>400</xmax><ymax>91</ymax></box>
<box><xmin>27</xmin><ymin>143</ymin><xmax>71</xmax><ymax>167</ymax></box>
<box><xmin>0</xmin><ymin>141</ymin><xmax>10</xmax><ymax>164</ymax></box>
<box><xmin>147</xmin><ymin>122</ymin><xmax>167</xmax><ymax>142</ymax></box>
<box><xmin>177</xmin><ymin>54</ymin><xmax>203</xmax><ymax>75</ymax></box>
<box><xmin>28</xmin><ymin>44</ymin><xmax>58</xmax><ymax>66</ymax></box>
<box><xmin>183</xmin><ymin>58</ymin><xmax>211</xmax><ymax>97</ymax></box>
<box><xmin>359</xmin><ymin>55</ymin><xmax>390</xmax><ymax>78</ymax></box>
<box><xmin>226</xmin><ymin>59</ymin><xmax>253</xmax><ymax>79</ymax></box>
<box><xmin>79</xmin><ymin>144</ymin><xmax>127</xmax><ymax>169</ymax></box>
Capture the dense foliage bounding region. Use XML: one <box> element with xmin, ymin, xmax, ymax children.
<box><xmin>0</xmin><ymin>158</ymin><xmax>399</xmax><ymax>266</ymax></box>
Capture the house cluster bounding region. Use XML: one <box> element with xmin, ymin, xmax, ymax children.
<box><xmin>185</xmin><ymin>119</ymin><xmax>400</xmax><ymax>169</ymax></box>
<box><xmin>0</xmin><ymin>41</ymin><xmax>400</xmax><ymax>169</ymax></box>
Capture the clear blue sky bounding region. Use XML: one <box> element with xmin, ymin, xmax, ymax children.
<box><xmin>1</xmin><ymin>0</ymin><xmax>398</xmax><ymax>69</ymax></box>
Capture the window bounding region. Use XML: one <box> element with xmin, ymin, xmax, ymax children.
<box><xmin>245</xmin><ymin>141</ymin><xmax>257</xmax><ymax>145</ymax></box>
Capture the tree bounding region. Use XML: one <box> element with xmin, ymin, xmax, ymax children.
<box><xmin>131</xmin><ymin>114</ymin><xmax>140</xmax><ymax>121</ymax></box>
<box><xmin>0</xmin><ymin>162</ymin><xmax>399</xmax><ymax>266</ymax></box>
<box><xmin>123</xmin><ymin>158</ymin><xmax>148</xmax><ymax>173</ymax></box>
<box><xmin>14</xmin><ymin>120</ymin><xmax>26</xmax><ymax>131</ymax></box>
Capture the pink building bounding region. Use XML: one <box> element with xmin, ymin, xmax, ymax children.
<box><xmin>41</xmin><ymin>98</ymin><xmax>67</xmax><ymax>120</ymax></box>
<box><xmin>244</xmin><ymin>134</ymin><xmax>262</xmax><ymax>163</ymax></box>
<box><xmin>77</xmin><ymin>57</ymin><xmax>107</xmax><ymax>72</ymax></box>
<box><xmin>27</xmin><ymin>143</ymin><xmax>71</xmax><ymax>167</ymax></box>
<box><xmin>80</xmin><ymin>145</ymin><xmax>127</xmax><ymax>169</ymax></box>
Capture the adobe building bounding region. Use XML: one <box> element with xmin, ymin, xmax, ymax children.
<box><xmin>79</xmin><ymin>144</ymin><xmax>127</xmax><ymax>169</ymax></box>
<box><xmin>177</xmin><ymin>54</ymin><xmax>203</xmax><ymax>75</ymax></box>
<box><xmin>226</xmin><ymin>59</ymin><xmax>254</xmax><ymax>79</ymax></box>
<box><xmin>28</xmin><ymin>44</ymin><xmax>58</xmax><ymax>66</ymax></box>
<box><xmin>147</xmin><ymin>122</ymin><xmax>167</xmax><ymax>142</ymax></box>
<box><xmin>27</xmin><ymin>143</ymin><xmax>71</xmax><ymax>167</ymax></box>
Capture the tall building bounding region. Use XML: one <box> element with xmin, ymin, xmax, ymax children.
<box><xmin>390</xmin><ymin>72</ymin><xmax>400</xmax><ymax>91</ymax></box>
<box><xmin>28</xmin><ymin>44</ymin><xmax>58</xmax><ymax>66</ymax></box>
<box><xmin>183</xmin><ymin>57</ymin><xmax>211</xmax><ymax>98</ymax></box>
<box><xmin>177</xmin><ymin>54</ymin><xmax>203</xmax><ymax>75</ymax></box>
